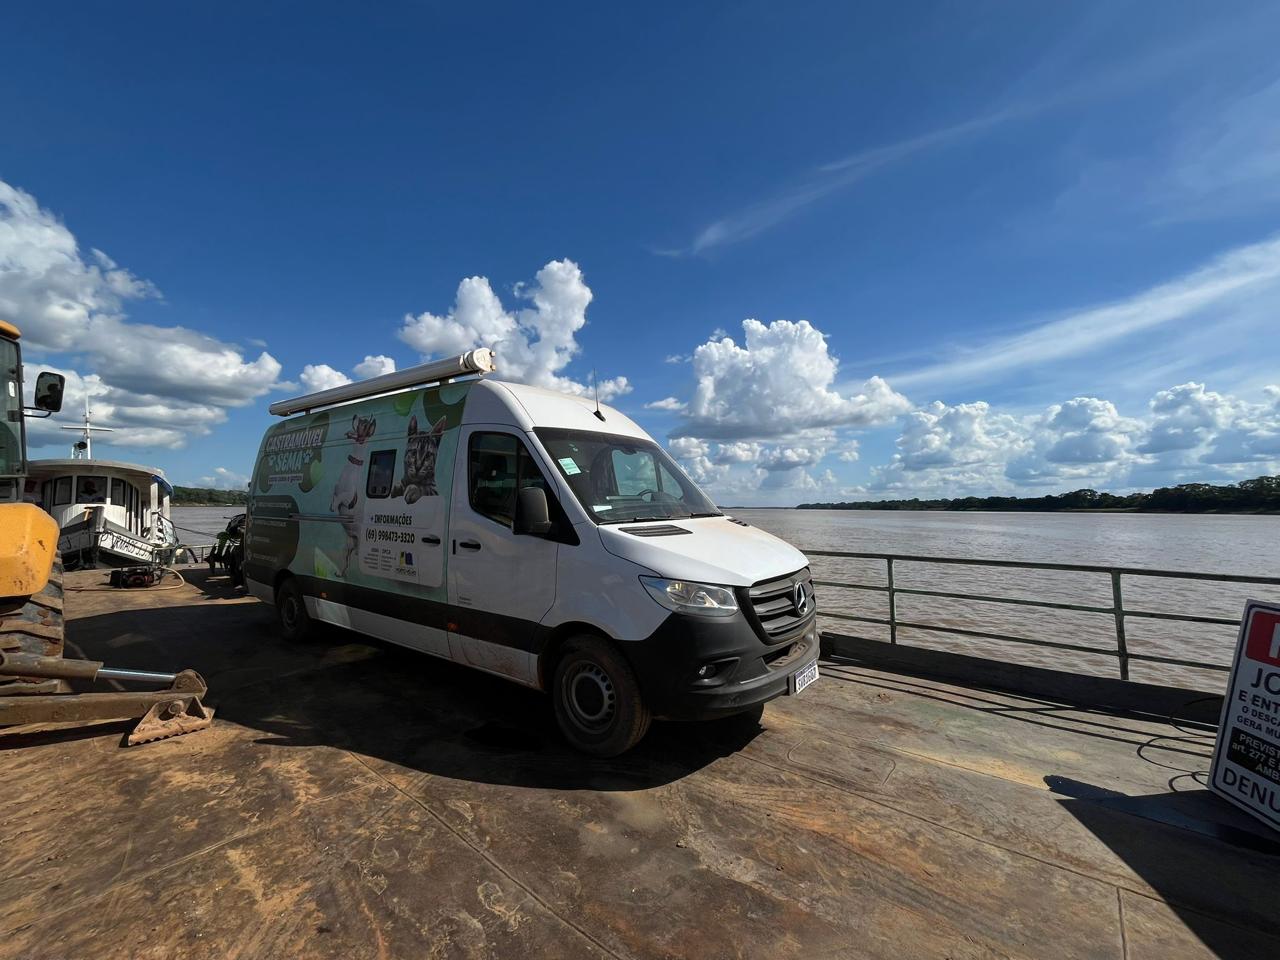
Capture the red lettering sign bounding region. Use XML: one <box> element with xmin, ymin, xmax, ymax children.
<box><xmin>1244</xmin><ymin>610</ymin><xmax>1280</xmax><ymax>668</ymax></box>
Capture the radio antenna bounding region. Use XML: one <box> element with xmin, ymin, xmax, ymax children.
<box><xmin>592</xmin><ymin>368</ymin><xmax>605</xmax><ymax>421</ymax></box>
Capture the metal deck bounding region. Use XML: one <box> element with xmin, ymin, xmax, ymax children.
<box><xmin>2</xmin><ymin>569</ymin><xmax>1277</xmax><ymax>959</ymax></box>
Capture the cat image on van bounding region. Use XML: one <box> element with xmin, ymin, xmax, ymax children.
<box><xmin>330</xmin><ymin>414</ymin><xmax>377</xmax><ymax>576</ymax></box>
<box><xmin>390</xmin><ymin>414</ymin><xmax>447</xmax><ymax>503</ymax></box>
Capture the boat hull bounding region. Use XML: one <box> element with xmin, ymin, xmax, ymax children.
<box><xmin>59</xmin><ymin>516</ymin><xmax>169</xmax><ymax>568</ymax></box>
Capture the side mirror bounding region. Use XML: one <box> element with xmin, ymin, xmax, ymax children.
<box><xmin>514</xmin><ymin>486</ymin><xmax>553</xmax><ymax>536</ymax></box>
<box><xmin>34</xmin><ymin>371</ymin><xmax>65</xmax><ymax>413</ymax></box>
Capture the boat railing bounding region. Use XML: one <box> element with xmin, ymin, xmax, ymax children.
<box><xmin>805</xmin><ymin>550</ymin><xmax>1280</xmax><ymax>680</ymax></box>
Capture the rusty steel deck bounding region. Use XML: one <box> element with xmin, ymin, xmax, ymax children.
<box><xmin>1</xmin><ymin>568</ymin><xmax>1276</xmax><ymax>959</ymax></box>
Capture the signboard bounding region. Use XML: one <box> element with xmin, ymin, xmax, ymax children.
<box><xmin>99</xmin><ymin>531</ymin><xmax>154</xmax><ymax>563</ymax></box>
<box><xmin>1210</xmin><ymin>600</ymin><xmax>1280</xmax><ymax>832</ymax></box>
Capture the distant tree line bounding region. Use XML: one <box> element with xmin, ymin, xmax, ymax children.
<box><xmin>172</xmin><ymin>485</ymin><xmax>249</xmax><ymax>506</ymax></box>
<box><xmin>797</xmin><ymin>475</ymin><xmax>1280</xmax><ymax>513</ymax></box>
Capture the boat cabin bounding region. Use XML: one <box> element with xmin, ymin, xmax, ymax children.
<box><xmin>24</xmin><ymin>459</ymin><xmax>177</xmax><ymax>567</ymax></box>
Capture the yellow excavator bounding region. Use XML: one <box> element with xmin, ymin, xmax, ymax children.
<box><xmin>0</xmin><ymin>319</ymin><xmax>212</xmax><ymax>744</ymax></box>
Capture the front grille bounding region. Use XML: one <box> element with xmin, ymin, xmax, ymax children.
<box><xmin>744</xmin><ymin>567</ymin><xmax>815</xmax><ymax>643</ymax></box>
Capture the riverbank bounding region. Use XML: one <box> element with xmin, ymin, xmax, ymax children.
<box><xmin>796</xmin><ymin>474</ymin><xmax>1280</xmax><ymax>514</ymax></box>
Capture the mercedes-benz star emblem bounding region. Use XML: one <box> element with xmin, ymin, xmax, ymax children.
<box><xmin>793</xmin><ymin>581</ymin><xmax>810</xmax><ymax>615</ymax></box>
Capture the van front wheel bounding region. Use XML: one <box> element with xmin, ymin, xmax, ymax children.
<box><xmin>552</xmin><ymin>636</ymin><xmax>651</xmax><ymax>757</ymax></box>
<box><xmin>275</xmin><ymin>578</ymin><xmax>313</xmax><ymax>642</ymax></box>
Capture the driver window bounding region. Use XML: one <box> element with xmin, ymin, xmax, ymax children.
<box><xmin>469</xmin><ymin>433</ymin><xmax>553</xmax><ymax>528</ymax></box>
<box><xmin>470</xmin><ymin>433</ymin><xmax>518</xmax><ymax>526</ymax></box>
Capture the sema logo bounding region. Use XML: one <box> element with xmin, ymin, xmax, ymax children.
<box><xmin>1245</xmin><ymin>610</ymin><xmax>1280</xmax><ymax>668</ymax></box>
<box><xmin>257</xmin><ymin>412</ymin><xmax>330</xmax><ymax>493</ymax></box>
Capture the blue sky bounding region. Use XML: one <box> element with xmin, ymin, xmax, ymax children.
<box><xmin>3</xmin><ymin>2</ymin><xmax>1278</xmax><ymax>504</ymax></box>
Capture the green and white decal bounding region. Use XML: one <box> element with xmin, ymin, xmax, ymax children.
<box><xmin>247</xmin><ymin>381</ymin><xmax>473</xmax><ymax>603</ymax></box>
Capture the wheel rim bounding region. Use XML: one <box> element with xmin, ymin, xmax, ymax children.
<box><xmin>563</xmin><ymin>662</ymin><xmax>616</xmax><ymax>732</ymax></box>
<box><xmin>282</xmin><ymin>594</ymin><xmax>299</xmax><ymax>629</ymax></box>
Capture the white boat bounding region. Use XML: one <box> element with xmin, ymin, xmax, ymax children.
<box><xmin>23</xmin><ymin>458</ymin><xmax>180</xmax><ymax>568</ymax></box>
<box><xmin>20</xmin><ymin>400</ymin><xmax>179</xmax><ymax>568</ymax></box>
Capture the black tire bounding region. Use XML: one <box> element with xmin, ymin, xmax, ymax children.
<box><xmin>552</xmin><ymin>636</ymin><xmax>651</xmax><ymax>757</ymax></box>
<box><xmin>275</xmin><ymin>578</ymin><xmax>313</xmax><ymax>642</ymax></box>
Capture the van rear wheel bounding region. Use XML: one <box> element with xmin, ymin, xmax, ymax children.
<box><xmin>552</xmin><ymin>636</ymin><xmax>651</xmax><ymax>757</ymax></box>
<box><xmin>275</xmin><ymin>578</ymin><xmax>313</xmax><ymax>642</ymax></box>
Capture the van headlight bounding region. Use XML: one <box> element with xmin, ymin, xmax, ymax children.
<box><xmin>640</xmin><ymin>577</ymin><xmax>739</xmax><ymax>617</ymax></box>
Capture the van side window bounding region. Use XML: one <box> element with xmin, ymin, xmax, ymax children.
<box><xmin>518</xmin><ymin>444</ymin><xmax>550</xmax><ymax>499</ymax></box>
<box><xmin>469</xmin><ymin>433</ymin><xmax>553</xmax><ymax>528</ymax></box>
<box><xmin>366</xmin><ymin>450</ymin><xmax>397</xmax><ymax>499</ymax></box>
<box><xmin>469</xmin><ymin>433</ymin><xmax>518</xmax><ymax>526</ymax></box>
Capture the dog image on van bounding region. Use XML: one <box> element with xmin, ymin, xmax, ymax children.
<box><xmin>330</xmin><ymin>414</ymin><xmax>377</xmax><ymax>576</ymax></box>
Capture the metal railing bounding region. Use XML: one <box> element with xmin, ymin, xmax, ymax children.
<box><xmin>805</xmin><ymin>550</ymin><xmax>1280</xmax><ymax>680</ymax></box>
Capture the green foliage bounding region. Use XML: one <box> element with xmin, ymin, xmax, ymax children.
<box><xmin>172</xmin><ymin>485</ymin><xmax>249</xmax><ymax>506</ymax></box>
<box><xmin>797</xmin><ymin>475</ymin><xmax>1280</xmax><ymax>513</ymax></box>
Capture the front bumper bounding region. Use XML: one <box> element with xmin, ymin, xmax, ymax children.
<box><xmin>620</xmin><ymin>606</ymin><xmax>819</xmax><ymax>721</ymax></box>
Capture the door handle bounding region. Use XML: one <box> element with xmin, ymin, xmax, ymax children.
<box><xmin>421</xmin><ymin>535</ymin><xmax>441</xmax><ymax>545</ymax></box>
<box><xmin>458</xmin><ymin>540</ymin><xmax>482</xmax><ymax>551</ymax></box>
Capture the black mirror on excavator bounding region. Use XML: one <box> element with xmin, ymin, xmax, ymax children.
<box><xmin>34</xmin><ymin>371</ymin><xmax>64</xmax><ymax>413</ymax></box>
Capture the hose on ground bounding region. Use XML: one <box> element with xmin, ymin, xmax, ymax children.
<box><xmin>65</xmin><ymin>566</ymin><xmax>188</xmax><ymax>592</ymax></box>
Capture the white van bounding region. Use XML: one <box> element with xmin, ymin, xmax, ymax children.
<box><xmin>244</xmin><ymin>352</ymin><xmax>818</xmax><ymax>755</ymax></box>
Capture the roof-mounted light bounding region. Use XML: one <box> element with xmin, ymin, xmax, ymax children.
<box><xmin>268</xmin><ymin>348</ymin><xmax>496</xmax><ymax>417</ymax></box>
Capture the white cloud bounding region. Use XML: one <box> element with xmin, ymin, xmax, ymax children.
<box><xmin>397</xmin><ymin>259</ymin><xmax>630</xmax><ymax>401</ymax></box>
<box><xmin>893</xmin><ymin>233</ymin><xmax>1280</xmax><ymax>392</ymax></box>
<box><xmin>353</xmin><ymin>354</ymin><xmax>396</xmax><ymax>379</ymax></box>
<box><xmin>1146</xmin><ymin>381</ymin><xmax>1280</xmax><ymax>466</ymax></box>
<box><xmin>1</xmin><ymin>181</ymin><xmax>283</xmax><ymax>406</ymax></box>
<box><xmin>2</xmin><ymin>179</ymin><xmax>286</xmax><ymax>451</ymax></box>
<box><xmin>835</xmin><ymin>439</ymin><xmax>860</xmax><ymax>462</ymax></box>
<box><xmin>758</xmin><ymin>445</ymin><xmax>828</xmax><ymax>472</ymax></box>
<box><xmin>299</xmin><ymin>363</ymin><xmax>352</xmax><ymax>393</ymax></box>
<box><xmin>711</xmin><ymin>441</ymin><xmax>762</xmax><ymax>464</ymax></box>
<box><xmin>675</xmin><ymin>108</ymin><xmax>1021</xmax><ymax>255</ymax></box>
<box><xmin>664</xmin><ymin>354</ymin><xmax>691</xmax><ymax>364</ymax></box>
<box><xmin>196</xmin><ymin>467</ymin><xmax>250</xmax><ymax>490</ymax></box>
<box><xmin>1007</xmin><ymin>398</ymin><xmax>1145</xmax><ymax>484</ymax></box>
<box><xmin>658</xmin><ymin>318</ymin><xmax>911</xmax><ymax>503</ymax></box>
<box><xmin>866</xmin><ymin>383</ymin><xmax>1280</xmax><ymax>498</ymax></box>
<box><xmin>675</xmin><ymin>319</ymin><xmax>911</xmax><ymax>441</ymax></box>
<box><xmin>1141</xmin><ymin>382</ymin><xmax>1237</xmax><ymax>454</ymax></box>
<box><xmin>644</xmin><ymin>396</ymin><xmax>685</xmax><ymax>412</ymax></box>
<box><xmin>23</xmin><ymin>365</ymin><xmax>223</xmax><ymax>451</ymax></box>
<box><xmin>293</xmin><ymin>355</ymin><xmax>399</xmax><ymax>396</ymax></box>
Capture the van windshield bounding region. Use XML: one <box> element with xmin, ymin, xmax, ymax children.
<box><xmin>535</xmin><ymin>428</ymin><xmax>721</xmax><ymax>524</ymax></box>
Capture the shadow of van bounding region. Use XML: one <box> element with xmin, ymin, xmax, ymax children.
<box><xmin>65</xmin><ymin>591</ymin><xmax>756</xmax><ymax>791</ymax></box>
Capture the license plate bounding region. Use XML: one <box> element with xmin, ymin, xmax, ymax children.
<box><xmin>789</xmin><ymin>660</ymin><xmax>819</xmax><ymax>695</ymax></box>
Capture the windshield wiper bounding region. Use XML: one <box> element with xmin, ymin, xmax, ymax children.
<box><xmin>688</xmin><ymin>512</ymin><xmax>722</xmax><ymax>518</ymax></box>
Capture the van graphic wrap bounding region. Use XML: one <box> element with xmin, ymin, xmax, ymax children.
<box><xmin>246</xmin><ymin>382</ymin><xmax>472</xmax><ymax>602</ymax></box>
<box><xmin>245</xmin><ymin>494</ymin><xmax>301</xmax><ymax>569</ymax></box>
<box><xmin>255</xmin><ymin>412</ymin><xmax>330</xmax><ymax>493</ymax></box>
